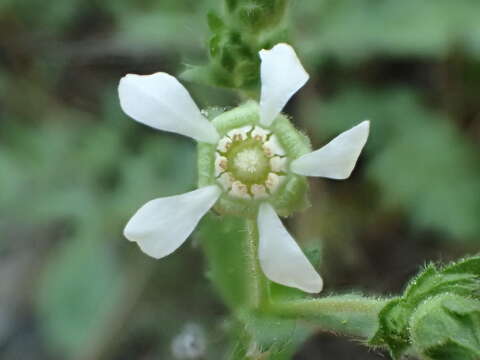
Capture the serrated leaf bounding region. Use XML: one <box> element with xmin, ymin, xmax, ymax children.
<box><xmin>370</xmin><ymin>299</ymin><xmax>410</xmax><ymax>359</ymax></box>
<box><xmin>410</xmin><ymin>294</ymin><xmax>480</xmax><ymax>360</ymax></box>
<box><xmin>370</xmin><ymin>256</ymin><xmax>480</xmax><ymax>358</ymax></box>
<box><xmin>443</xmin><ymin>256</ymin><xmax>480</xmax><ymax>275</ymax></box>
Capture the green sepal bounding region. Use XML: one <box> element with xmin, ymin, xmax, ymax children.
<box><xmin>369</xmin><ymin>255</ymin><xmax>480</xmax><ymax>359</ymax></box>
<box><xmin>197</xmin><ymin>101</ymin><xmax>312</xmax><ymax>219</ymax></box>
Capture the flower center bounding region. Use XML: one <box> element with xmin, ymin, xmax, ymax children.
<box><xmin>214</xmin><ymin>125</ymin><xmax>288</xmax><ymax>199</ymax></box>
<box><xmin>233</xmin><ymin>148</ymin><xmax>268</xmax><ymax>178</ymax></box>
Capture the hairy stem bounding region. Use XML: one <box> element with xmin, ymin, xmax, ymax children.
<box><xmin>268</xmin><ymin>295</ymin><xmax>389</xmax><ymax>339</ymax></box>
<box><xmin>244</xmin><ymin>218</ymin><xmax>269</xmax><ymax>309</ymax></box>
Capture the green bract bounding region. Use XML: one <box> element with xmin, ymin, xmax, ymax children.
<box><xmin>198</xmin><ymin>101</ymin><xmax>311</xmax><ymax>218</ymax></box>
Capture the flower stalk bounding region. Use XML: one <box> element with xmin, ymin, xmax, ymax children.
<box><xmin>244</xmin><ymin>218</ymin><xmax>270</xmax><ymax>309</ymax></box>
<box><xmin>268</xmin><ymin>296</ymin><xmax>388</xmax><ymax>339</ymax></box>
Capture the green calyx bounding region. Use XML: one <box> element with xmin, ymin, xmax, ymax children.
<box><xmin>198</xmin><ymin>101</ymin><xmax>311</xmax><ymax>218</ymax></box>
<box><xmin>369</xmin><ymin>255</ymin><xmax>480</xmax><ymax>360</ymax></box>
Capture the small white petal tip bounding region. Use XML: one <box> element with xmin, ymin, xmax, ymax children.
<box><xmin>291</xmin><ymin>120</ymin><xmax>370</xmax><ymax>179</ymax></box>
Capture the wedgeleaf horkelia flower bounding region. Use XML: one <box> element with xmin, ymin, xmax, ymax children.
<box><xmin>119</xmin><ymin>43</ymin><xmax>369</xmax><ymax>294</ymax></box>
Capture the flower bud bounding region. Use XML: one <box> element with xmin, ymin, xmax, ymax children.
<box><xmin>237</xmin><ymin>0</ymin><xmax>288</xmax><ymax>31</ymax></box>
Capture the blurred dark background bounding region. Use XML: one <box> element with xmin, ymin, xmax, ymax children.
<box><xmin>1</xmin><ymin>0</ymin><xmax>479</xmax><ymax>359</ymax></box>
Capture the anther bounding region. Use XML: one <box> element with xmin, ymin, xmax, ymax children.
<box><xmin>230</xmin><ymin>181</ymin><xmax>251</xmax><ymax>199</ymax></box>
<box><xmin>214</xmin><ymin>154</ymin><xmax>228</xmax><ymax>176</ymax></box>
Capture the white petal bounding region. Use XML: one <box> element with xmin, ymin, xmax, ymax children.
<box><xmin>251</xmin><ymin>126</ymin><xmax>271</xmax><ymax>142</ymax></box>
<box><xmin>124</xmin><ymin>186</ymin><xmax>221</xmax><ymax>259</ymax></box>
<box><xmin>265</xmin><ymin>173</ymin><xmax>285</xmax><ymax>193</ymax></box>
<box><xmin>270</xmin><ymin>156</ymin><xmax>287</xmax><ymax>172</ymax></box>
<box><xmin>251</xmin><ymin>184</ymin><xmax>268</xmax><ymax>199</ymax></box>
<box><xmin>230</xmin><ymin>181</ymin><xmax>251</xmax><ymax>199</ymax></box>
<box><xmin>263</xmin><ymin>134</ymin><xmax>286</xmax><ymax>157</ymax></box>
<box><xmin>217</xmin><ymin>172</ymin><xmax>234</xmax><ymax>190</ymax></box>
<box><xmin>227</xmin><ymin>125</ymin><xmax>252</xmax><ymax>141</ymax></box>
<box><xmin>259</xmin><ymin>43</ymin><xmax>309</xmax><ymax>126</ymax></box>
<box><xmin>291</xmin><ymin>121</ymin><xmax>370</xmax><ymax>179</ymax></box>
<box><xmin>119</xmin><ymin>72</ymin><xmax>219</xmax><ymax>143</ymax></box>
<box><xmin>257</xmin><ymin>203</ymin><xmax>323</xmax><ymax>293</ymax></box>
<box><xmin>216</xmin><ymin>137</ymin><xmax>232</xmax><ymax>153</ymax></box>
<box><xmin>214</xmin><ymin>153</ymin><xmax>228</xmax><ymax>176</ymax></box>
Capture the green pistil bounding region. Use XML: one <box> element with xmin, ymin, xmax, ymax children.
<box><xmin>225</xmin><ymin>138</ymin><xmax>270</xmax><ymax>185</ymax></box>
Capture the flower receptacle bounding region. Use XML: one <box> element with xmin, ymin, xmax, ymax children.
<box><xmin>198</xmin><ymin>101</ymin><xmax>311</xmax><ymax>218</ymax></box>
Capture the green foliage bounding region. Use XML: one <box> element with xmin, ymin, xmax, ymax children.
<box><xmin>3</xmin><ymin>0</ymin><xmax>480</xmax><ymax>358</ymax></box>
<box><xmin>182</xmin><ymin>0</ymin><xmax>290</xmax><ymax>93</ymax></box>
<box><xmin>199</xmin><ymin>214</ymin><xmax>313</xmax><ymax>358</ymax></box>
<box><xmin>308</xmin><ymin>89</ymin><xmax>480</xmax><ymax>241</ymax></box>
<box><xmin>294</xmin><ymin>0</ymin><xmax>480</xmax><ymax>62</ymax></box>
<box><xmin>37</xmin><ymin>236</ymin><xmax>123</xmax><ymax>355</ymax></box>
<box><xmin>370</xmin><ymin>256</ymin><xmax>480</xmax><ymax>359</ymax></box>
<box><xmin>410</xmin><ymin>293</ymin><xmax>480</xmax><ymax>360</ymax></box>
<box><xmin>0</xmin><ymin>92</ymin><xmax>196</xmax><ymax>357</ymax></box>
<box><xmin>198</xmin><ymin>214</ymin><xmax>250</xmax><ymax>309</ymax></box>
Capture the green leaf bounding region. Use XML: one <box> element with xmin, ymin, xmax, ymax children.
<box><xmin>370</xmin><ymin>299</ymin><xmax>410</xmax><ymax>359</ymax></box>
<box><xmin>37</xmin><ymin>235</ymin><xmax>123</xmax><ymax>356</ymax></box>
<box><xmin>308</xmin><ymin>88</ymin><xmax>480</xmax><ymax>241</ymax></box>
<box><xmin>295</xmin><ymin>0</ymin><xmax>480</xmax><ymax>61</ymax></box>
<box><xmin>370</xmin><ymin>256</ymin><xmax>480</xmax><ymax>359</ymax></box>
<box><xmin>410</xmin><ymin>294</ymin><xmax>480</xmax><ymax>360</ymax></box>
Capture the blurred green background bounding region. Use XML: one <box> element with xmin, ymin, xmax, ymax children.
<box><xmin>1</xmin><ymin>0</ymin><xmax>479</xmax><ymax>359</ymax></box>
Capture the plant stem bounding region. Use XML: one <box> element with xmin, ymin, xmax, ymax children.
<box><xmin>268</xmin><ymin>295</ymin><xmax>390</xmax><ymax>339</ymax></box>
<box><xmin>244</xmin><ymin>218</ymin><xmax>269</xmax><ymax>309</ymax></box>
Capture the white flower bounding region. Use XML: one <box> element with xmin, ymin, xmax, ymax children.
<box><xmin>119</xmin><ymin>43</ymin><xmax>369</xmax><ymax>294</ymax></box>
